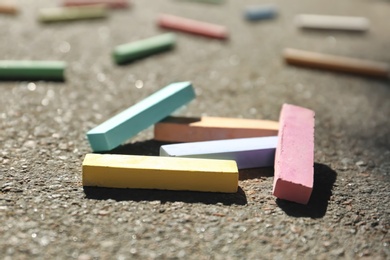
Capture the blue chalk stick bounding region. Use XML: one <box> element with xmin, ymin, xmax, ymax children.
<box><xmin>160</xmin><ymin>136</ymin><xmax>278</xmax><ymax>169</ymax></box>
<box><xmin>87</xmin><ymin>82</ymin><xmax>195</xmax><ymax>152</ymax></box>
<box><xmin>244</xmin><ymin>4</ymin><xmax>278</xmax><ymax>21</ymax></box>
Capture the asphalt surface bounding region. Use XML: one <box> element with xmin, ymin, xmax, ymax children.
<box><xmin>0</xmin><ymin>0</ymin><xmax>389</xmax><ymax>259</ymax></box>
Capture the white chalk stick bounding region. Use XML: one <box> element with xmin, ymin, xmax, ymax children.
<box><xmin>295</xmin><ymin>14</ymin><xmax>369</xmax><ymax>31</ymax></box>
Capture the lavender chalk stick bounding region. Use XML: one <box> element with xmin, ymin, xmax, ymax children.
<box><xmin>160</xmin><ymin>136</ymin><xmax>278</xmax><ymax>169</ymax></box>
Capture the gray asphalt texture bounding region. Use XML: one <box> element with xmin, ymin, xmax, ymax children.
<box><xmin>1</xmin><ymin>0</ymin><xmax>389</xmax><ymax>259</ymax></box>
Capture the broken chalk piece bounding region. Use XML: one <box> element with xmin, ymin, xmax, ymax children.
<box><xmin>113</xmin><ymin>33</ymin><xmax>176</xmax><ymax>65</ymax></box>
<box><xmin>273</xmin><ymin>104</ymin><xmax>315</xmax><ymax>205</ymax></box>
<box><xmin>0</xmin><ymin>60</ymin><xmax>66</xmax><ymax>81</ymax></box>
<box><xmin>87</xmin><ymin>82</ymin><xmax>195</xmax><ymax>152</ymax></box>
<box><xmin>0</xmin><ymin>1</ymin><xmax>18</xmax><ymax>14</ymax></box>
<box><xmin>295</xmin><ymin>14</ymin><xmax>369</xmax><ymax>31</ymax></box>
<box><xmin>160</xmin><ymin>136</ymin><xmax>278</xmax><ymax>169</ymax></box>
<box><xmin>62</xmin><ymin>0</ymin><xmax>130</xmax><ymax>8</ymax></box>
<box><xmin>82</xmin><ymin>154</ymin><xmax>238</xmax><ymax>193</ymax></box>
<box><xmin>244</xmin><ymin>4</ymin><xmax>278</xmax><ymax>21</ymax></box>
<box><xmin>38</xmin><ymin>5</ymin><xmax>107</xmax><ymax>23</ymax></box>
<box><xmin>283</xmin><ymin>48</ymin><xmax>390</xmax><ymax>78</ymax></box>
<box><xmin>154</xmin><ymin>116</ymin><xmax>279</xmax><ymax>142</ymax></box>
<box><xmin>157</xmin><ymin>14</ymin><xmax>228</xmax><ymax>39</ymax></box>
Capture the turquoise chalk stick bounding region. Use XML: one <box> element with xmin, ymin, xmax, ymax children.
<box><xmin>87</xmin><ymin>82</ymin><xmax>195</xmax><ymax>152</ymax></box>
<box><xmin>160</xmin><ymin>136</ymin><xmax>278</xmax><ymax>169</ymax></box>
<box><xmin>0</xmin><ymin>60</ymin><xmax>66</xmax><ymax>81</ymax></box>
<box><xmin>113</xmin><ymin>33</ymin><xmax>176</xmax><ymax>64</ymax></box>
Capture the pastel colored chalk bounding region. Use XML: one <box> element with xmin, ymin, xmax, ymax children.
<box><xmin>244</xmin><ymin>4</ymin><xmax>278</xmax><ymax>21</ymax></box>
<box><xmin>38</xmin><ymin>5</ymin><xmax>107</xmax><ymax>23</ymax></box>
<box><xmin>87</xmin><ymin>82</ymin><xmax>195</xmax><ymax>152</ymax></box>
<box><xmin>62</xmin><ymin>0</ymin><xmax>129</xmax><ymax>8</ymax></box>
<box><xmin>0</xmin><ymin>1</ymin><xmax>18</xmax><ymax>14</ymax></box>
<box><xmin>157</xmin><ymin>14</ymin><xmax>228</xmax><ymax>39</ymax></box>
<box><xmin>283</xmin><ymin>48</ymin><xmax>390</xmax><ymax>78</ymax></box>
<box><xmin>0</xmin><ymin>60</ymin><xmax>66</xmax><ymax>81</ymax></box>
<box><xmin>160</xmin><ymin>136</ymin><xmax>278</xmax><ymax>169</ymax></box>
<box><xmin>154</xmin><ymin>116</ymin><xmax>279</xmax><ymax>142</ymax></box>
<box><xmin>273</xmin><ymin>104</ymin><xmax>315</xmax><ymax>205</ymax></box>
<box><xmin>295</xmin><ymin>14</ymin><xmax>369</xmax><ymax>31</ymax></box>
<box><xmin>113</xmin><ymin>33</ymin><xmax>176</xmax><ymax>64</ymax></box>
<box><xmin>82</xmin><ymin>153</ymin><xmax>238</xmax><ymax>193</ymax></box>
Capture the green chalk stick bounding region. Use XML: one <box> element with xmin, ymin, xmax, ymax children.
<box><xmin>38</xmin><ymin>5</ymin><xmax>107</xmax><ymax>23</ymax></box>
<box><xmin>0</xmin><ymin>60</ymin><xmax>66</xmax><ymax>81</ymax></box>
<box><xmin>113</xmin><ymin>33</ymin><xmax>176</xmax><ymax>64</ymax></box>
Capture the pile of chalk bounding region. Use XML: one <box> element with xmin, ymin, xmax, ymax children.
<box><xmin>83</xmin><ymin>82</ymin><xmax>315</xmax><ymax>205</ymax></box>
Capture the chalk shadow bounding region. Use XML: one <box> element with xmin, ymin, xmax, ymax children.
<box><xmin>239</xmin><ymin>167</ymin><xmax>274</xmax><ymax>180</ymax></box>
<box><xmin>84</xmin><ymin>186</ymin><xmax>247</xmax><ymax>205</ymax></box>
<box><xmin>101</xmin><ymin>139</ymin><xmax>170</xmax><ymax>156</ymax></box>
<box><xmin>276</xmin><ymin>163</ymin><xmax>337</xmax><ymax>218</ymax></box>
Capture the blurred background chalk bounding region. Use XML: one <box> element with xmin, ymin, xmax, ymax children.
<box><xmin>38</xmin><ymin>5</ymin><xmax>107</xmax><ymax>23</ymax></box>
<box><xmin>113</xmin><ymin>33</ymin><xmax>176</xmax><ymax>65</ymax></box>
<box><xmin>295</xmin><ymin>14</ymin><xmax>369</xmax><ymax>31</ymax></box>
<box><xmin>283</xmin><ymin>48</ymin><xmax>390</xmax><ymax>78</ymax></box>
<box><xmin>158</xmin><ymin>14</ymin><xmax>228</xmax><ymax>39</ymax></box>
<box><xmin>244</xmin><ymin>4</ymin><xmax>278</xmax><ymax>21</ymax></box>
<box><xmin>0</xmin><ymin>0</ymin><xmax>18</xmax><ymax>14</ymax></box>
<box><xmin>0</xmin><ymin>60</ymin><xmax>66</xmax><ymax>81</ymax></box>
<box><xmin>62</xmin><ymin>0</ymin><xmax>130</xmax><ymax>9</ymax></box>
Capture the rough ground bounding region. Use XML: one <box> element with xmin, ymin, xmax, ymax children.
<box><xmin>0</xmin><ymin>0</ymin><xmax>389</xmax><ymax>259</ymax></box>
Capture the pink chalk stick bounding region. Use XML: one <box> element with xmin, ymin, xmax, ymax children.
<box><xmin>273</xmin><ymin>104</ymin><xmax>315</xmax><ymax>204</ymax></box>
<box><xmin>157</xmin><ymin>14</ymin><xmax>228</xmax><ymax>40</ymax></box>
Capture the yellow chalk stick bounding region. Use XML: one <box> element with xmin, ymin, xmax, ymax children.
<box><xmin>154</xmin><ymin>116</ymin><xmax>279</xmax><ymax>142</ymax></box>
<box><xmin>82</xmin><ymin>154</ymin><xmax>238</xmax><ymax>193</ymax></box>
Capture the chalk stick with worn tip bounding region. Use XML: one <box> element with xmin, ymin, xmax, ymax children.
<box><xmin>0</xmin><ymin>60</ymin><xmax>66</xmax><ymax>81</ymax></box>
<box><xmin>273</xmin><ymin>104</ymin><xmax>315</xmax><ymax>205</ymax></box>
<box><xmin>244</xmin><ymin>4</ymin><xmax>277</xmax><ymax>21</ymax></box>
<box><xmin>82</xmin><ymin>154</ymin><xmax>238</xmax><ymax>193</ymax></box>
<box><xmin>154</xmin><ymin>116</ymin><xmax>279</xmax><ymax>142</ymax></box>
<box><xmin>160</xmin><ymin>136</ymin><xmax>277</xmax><ymax>169</ymax></box>
<box><xmin>295</xmin><ymin>14</ymin><xmax>369</xmax><ymax>31</ymax></box>
<box><xmin>283</xmin><ymin>48</ymin><xmax>390</xmax><ymax>78</ymax></box>
<box><xmin>113</xmin><ymin>33</ymin><xmax>176</xmax><ymax>64</ymax></box>
<box><xmin>87</xmin><ymin>82</ymin><xmax>195</xmax><ymax>152</ymax></box>
<box><xmin>158</xmin><ymin>14</ymin><xmax>228</xmax><ymax>39</ymax></box>
<box><xmin>62</xmin><ymin>0</ymin><xmax>129</xmax><ymax>8</ymax></box>
<box><xmin>38</xmin><ymin>5</ymin><xmax>107</xmax><ymax>23</ymax></box>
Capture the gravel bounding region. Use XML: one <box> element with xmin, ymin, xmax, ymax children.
<box><xmin>0</xmin><ymin>0</ymin><xmax>389</xmax><ymax>259</ymax></box>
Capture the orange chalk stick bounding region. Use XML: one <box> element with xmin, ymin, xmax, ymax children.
<box><xmin>0</xmin><ymin>2</ymin><xmax>18</xmax><ymax>14</ymax></box>
<box><xmin>154</xmin><ymin>116</ymin><xmax>279</xmax><ymax>142</ymax></box>
<box><xmin>157</xmin><ymin>14</ymin><xmax>228</xmax><ymax>39</ymax></box>
<box><xmin>283</xmin><ymin>48</ymin><xmax>390</xmax><ymax>78</ymax></box>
